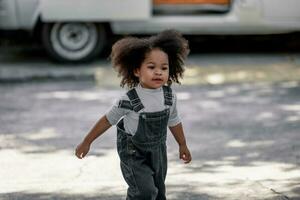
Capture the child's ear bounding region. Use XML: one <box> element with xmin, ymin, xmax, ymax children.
<box><xmin>134</xmin><ymin>68</ymin><xmax>140</xmax><ymax>77</ymax></box>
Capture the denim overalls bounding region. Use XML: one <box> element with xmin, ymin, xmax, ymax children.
<box><xmin>116</xmin><ymin>86</ymin><xmax>173</xmax><ymax>200</ymax></box>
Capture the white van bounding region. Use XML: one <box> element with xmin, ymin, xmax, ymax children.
<box><xmin>1</xmin><ymin>0</ymin><xmax>300</xmax><ymax>62</ymax></box>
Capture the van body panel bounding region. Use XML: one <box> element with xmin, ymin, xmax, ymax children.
<box><xmin>40</xmin><ymin>0</ymin><xmax>151</xmax><ymax>22</ymax></box>
<box><xmin>15</xmin><ymin>0</ymin><xmax>40</xmax><ymax>29</ymax></box>
<box><xmin>1</xmin><ymin>0</ymin><xmax>300</xmax><ymax>34</ymax></box>
<box><xmin>262</xmin><ymin>0</ymin><xmax>300</xmax><ymax>21</ymax></box>
<box><xmin>0</xmin><ymin>0</ymin><xmax>39</xmax><ymax>30</ymax></box>
<box><xmin>0</xmin><ymin>0</ymin><xmax>19</xmax><ymax>29</ymax></box>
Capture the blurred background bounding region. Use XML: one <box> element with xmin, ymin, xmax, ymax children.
<box><xmin>0</xmin><ymin>0</ymin><xmax>300</xmax><ymax>199</ymax></box>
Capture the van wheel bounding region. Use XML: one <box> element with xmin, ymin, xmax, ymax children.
<box><xmin>42</xmin><ymin>22</ymin><xmax>106</xmax><ymax>63</ymax></box>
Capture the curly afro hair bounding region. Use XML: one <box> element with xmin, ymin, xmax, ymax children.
<box><xmin>110</xmin><ymin>29</ymin><xmax>190</xmax><ymax>88</ymax></box>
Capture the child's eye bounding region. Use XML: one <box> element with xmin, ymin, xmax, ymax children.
<box><xmin>147</xmin><ymin>66</ymin><xmax>155</xmax><ymax>69</ymax></box>
<box><xmin>162</xmin><ymin>67</ymin><xmax>168</xmax><ymax>70</ymax></box>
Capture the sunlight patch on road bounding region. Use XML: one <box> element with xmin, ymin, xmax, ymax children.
<box><xmin>279</xmin><ymin>81</ymin><xmax>299</xmax><ymax>88</ymax></box>
<box><xmin>206</xmin><ymin>90</ymin><xmax>226</xmax><ymax>98</ymax></box>
<box><xmin>0</xmin><ymin>149</ymin><xmax>125</xmax><ymax>195</ymax></box>
<box><xmin>94</xmin><ymin>67</ymin><xmax>121</xmax><ymax>88</ymax></box>
<box><xmin>0</xmin><ymin>145</ymin><xmax>298</xmax><ymax>199</ymax></box>
<box><xmin>285</xmin><ymin>115</ymin><xmax>300</xmax><ymax>122</ymax></box>
<box><xmin>0</xmin><ymin>128</ymin><xmax>62</xmax><ymax>152</ymax></box>
<box><xmin>206</xmin><ymin>73</ymin><xmax>225</xmax><ymax>84</ymax></box>
<box><xmin>182</xmin><ymin>64</ymin><xmax>300</xmax><ymax>85</ymax></box>
<box><xmin>21</xmin><ymin>128</ymin><xmax>58</xmax><ymax>141</ymax></box>
<box><xmin>226</xmin><ymin>139</ymin><xmax>275</xmax><ymax>148</ymax></box>
<box><xmin>167</xmin><ymin>157</ymin><xmax>300</xmax><ymax>199</ymax></box>
<box><xmin>176</xmin><ymin>92</ymin><xmax>191</xmax><ymax>100</ymax></box>
<box><xmin>255</xmin><ymin>112</ymin><xmax>275</xmax><ymax>120</ymax></box>
<box><xmin>36</xmin><ymin>90</ymin><xmax>121</xmax><ymax>102</ymax></box>
<box><xmin>196</xmin><ymin>100</ymin><xmax>221</xmax><ymax>109</ymax></box>
<box><xmin>280</xmin><ymin>104</ymin><xmax>300</xmax><ymax>112</ymax></box>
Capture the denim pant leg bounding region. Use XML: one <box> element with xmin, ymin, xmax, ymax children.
<box><xmin>151</xmin><ymin>143</ymin><xmax>167</xmax><ymax>200</ymax></box>
<box><xmin>130</xmin><ymin>152</ymin><xmax>159</xmax><ymax>200</ymax></box>
<box><xmin>118</xmin><ymin>134</ymin><xmax>159</xmax><ymax>200</ymax></box>
<box><xmin>127</xmin><ymin>144</ymin><xmax>168</xmax><ymax>200</ymax></box>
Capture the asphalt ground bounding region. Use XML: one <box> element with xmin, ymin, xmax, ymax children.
<box><xmin>0</xmin><ymin>36</ymin><xmax>300</xmax><ymax>200</ymax></box>
<box><xmin>1</xmin><ymin>80</ymin><xmax>300</xmax><ymax>200</ymax></box>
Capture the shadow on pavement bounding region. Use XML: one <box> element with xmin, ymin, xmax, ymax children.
<box><xmin>2</xmin><ymin>184</ymin><xmax>219</xmax><ymax>200</ymax></box>
<box><xmin>1</xmin><ymin>192</ymin><xmax>124</xmax><ymax>200</ymax></box>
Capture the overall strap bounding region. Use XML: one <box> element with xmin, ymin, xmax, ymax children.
<box><xmin>118</xmin><ymin>100</ymin><xmax>133</xmax><ymax>110</ymax></box>
<box><xmin>126</xmin><ymin>88</ymin><xmax>145</xmax><ymax>112</ymax></box>
<box><xmin>162</xmin><ymin>85</ymin><xmax>173</xmax><ymax>106</ymax></box>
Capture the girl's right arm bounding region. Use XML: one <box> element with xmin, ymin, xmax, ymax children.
<box><xmin>75</xmin><ymin>115</ymin><xmax>112</xmax><ymax>159</ymax></box>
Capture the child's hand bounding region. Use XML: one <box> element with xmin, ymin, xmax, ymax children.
<box><xmin>179</xmin><ymin>144</ymin><xmax>192</xmax><ymax>164</ymax></box>
<box><xmin>75</xmin><ymin>142</ymin><xmax>90</xmax><ymax>159</ymax></box>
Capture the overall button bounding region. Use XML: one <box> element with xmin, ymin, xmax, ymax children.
<box><xmin>127</xmin><ymin>142</ymin><xmax>136</xmax><ymax>154</ymax></box>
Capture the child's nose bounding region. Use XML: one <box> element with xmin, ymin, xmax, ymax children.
<box><xmin>155</xmin><ymin>69</ymin><xmax>162</xmax><ymax>75</ymax></box>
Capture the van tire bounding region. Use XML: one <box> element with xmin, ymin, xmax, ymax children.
<box><xmin>42</xmin><ymin>22</ymin><xmax>106</xmax><ymax>63</ymax></box>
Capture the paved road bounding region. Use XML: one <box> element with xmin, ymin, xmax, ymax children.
<box><xmin>1</xmin><ymin>80</ymin><xmax>300</xmax><ymax>199</ymax></box>
<box><xmin>0</xmin><ymin>41</ymin><xmax>300</xmax><ymax>199</ymax></box>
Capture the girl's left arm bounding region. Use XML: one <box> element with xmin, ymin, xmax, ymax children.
<box><xmin>169</xmin><ymin>123</ymin><xmax>192</xmax><ymax>164</ymax></box>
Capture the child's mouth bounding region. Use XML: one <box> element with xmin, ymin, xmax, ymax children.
<box><xmin>152</xmin><ymin>78</ymin><xmax>163</xmax><ymax>82</ymax></box>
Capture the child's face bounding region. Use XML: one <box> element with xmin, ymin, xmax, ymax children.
<box><xmin>134</xmin><ymin>49</ymin><xmax>169</xmax><ymax>89</ymax></box>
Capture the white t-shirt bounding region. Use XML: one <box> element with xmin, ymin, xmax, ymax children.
<box><xmin>106</xmin><ymin>84</ymin><xmax>181</xmax><ymax>135</ymax></box>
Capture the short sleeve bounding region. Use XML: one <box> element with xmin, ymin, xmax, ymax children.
<box><xmin>105</xmin><ymin>95</ymin><xmax>130</xmax><ymax>126</ymax></box>
<box><xmin>168</xmin><ymin>93</ymin><xmax>181</xmax><ymax>127</ymax></box>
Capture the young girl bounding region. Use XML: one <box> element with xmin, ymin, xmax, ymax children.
<box><xmin>75</xmin><ymin>30</ymin><xmax>192</xmax><ymax>200</ymax></box>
